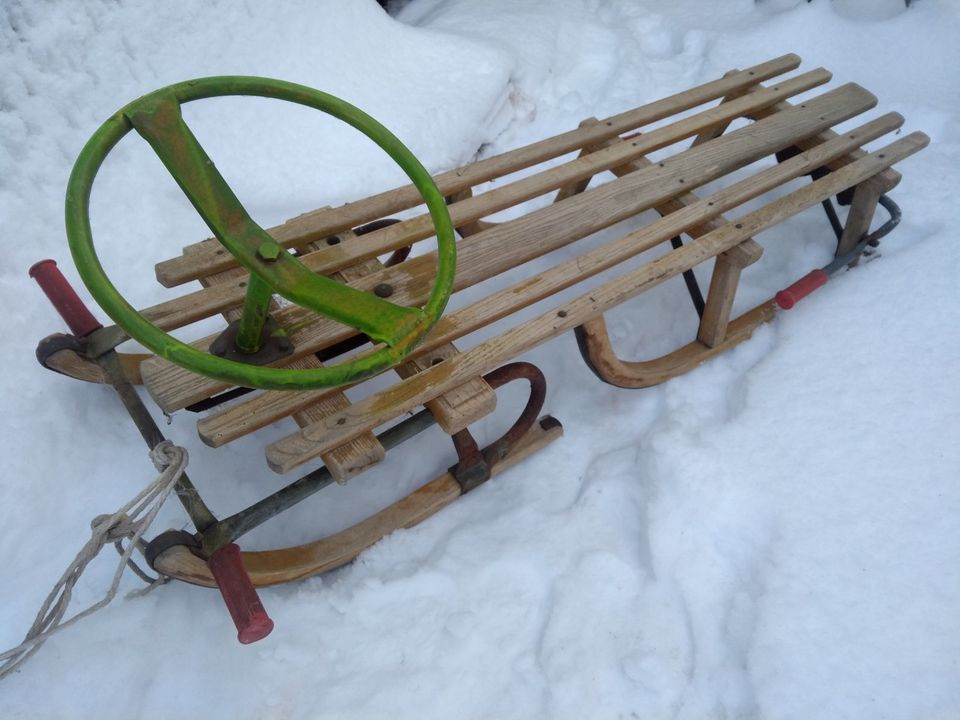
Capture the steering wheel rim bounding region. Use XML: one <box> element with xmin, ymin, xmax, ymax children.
<box><xmin>66</xmin><ymin>76</ymin><xmax>456</xmax><ymax>391</ymax></box>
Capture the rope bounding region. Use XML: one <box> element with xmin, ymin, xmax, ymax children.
<box><xmin>0</xmin><ymin>441</ymin><xmax>188</xmax><ymax>680</ymax></box>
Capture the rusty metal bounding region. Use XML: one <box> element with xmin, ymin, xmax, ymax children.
<box><xmin>449</xmin><ymin>362</ymin><xmax>548</xmax><ymax>493</ymax></box>
<box><xmin>209</xmin><ymin>316</ymin><xmax>294</xmax><ymax>365</ymax></box>
<box><xmin>449</xmin><ymin>426</ymin><xmax>489</xmax><ymax>494</ymax></box>
<box><xmin>144</xmin><ymin>529</ymin><xmax>202</xmax><ymax>570</ymax></box>
<box><xmin>35</xmin><ymin>333</ymin><xmax>87</xmax><ymax>376</ymax></box>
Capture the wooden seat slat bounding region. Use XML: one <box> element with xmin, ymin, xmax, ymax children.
<box><xmin>138</xmin><ymin>67</ymin><xmax>828</xmax><ymax>336</ymax></box>
<box><xmin>154</xmin><ymin>54</ymin><xmax>802</xmax><ymax>288</ymax></box>
<box><xmin>195</xmin><ymin>112</ymin><xmax>907</xmax><ymax>449</ymax></box>
<box><xmin>142</xmin><ymin>81</ymin><xmax>875</xmax><ymax>412</ymax></box>
<box><xmin>264</xmin><ymin>133</ymin><xmax>927</xmax><ymax>473</ymax></box>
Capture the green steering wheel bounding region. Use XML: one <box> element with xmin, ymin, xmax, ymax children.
<box><xmin>66</xmin><ymin>76</ymin><xmax>456</xmax><ymax>391</ymax></box>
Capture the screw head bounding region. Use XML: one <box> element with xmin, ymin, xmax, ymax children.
<box><xmin>373</xmin><ymin>283</ymin><xmax>394</xmax><ymax>298</ymax></box>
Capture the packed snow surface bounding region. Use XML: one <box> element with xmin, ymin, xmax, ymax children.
<box><xmin>1</xmin><ymin>0</ymin><xmax>958</xmax><ymax>717</ymax></box>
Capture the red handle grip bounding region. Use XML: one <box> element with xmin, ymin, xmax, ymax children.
<box><xmin>207</xmin><ymin>544</ymin><xmax>274</xmax><ymax>644</ymax></box>
<box><xmin>29</xmin><ymin>259</ymin><xmax>103</xmax><ymax>337</ymax></box>
<box><xmin>775</xmin><ymin>269</ymin><xmax>829</xmax><ymax>310</ymax></box>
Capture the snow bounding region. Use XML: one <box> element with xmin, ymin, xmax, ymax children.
<box><xmin>2</xmin><ymin>0</ymin><xmax>959</xmax><ymax>717</ymax></box>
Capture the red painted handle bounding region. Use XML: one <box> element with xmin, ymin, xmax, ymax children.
<box><xmin>29</xmin><ymin>259</ymin><xmax>103</xmax><ymax>337</ymax></box>
<box><xmin>775</xmin><ymin>269</ymin><xmax>829</xmax><ymax>310</ymax></box>
<box><xmin>207</xmin><ymin>544</ymin><xmax>274</xmax><ymax>644</ymax></box>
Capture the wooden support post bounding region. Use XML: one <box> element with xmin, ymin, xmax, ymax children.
<box><xmin>836</xmin><ymin>176</ymin><xmax>885</xmax><ymax>267</ymax></box>
<box><xmin>696</xmin><ymin>246</ymin><xmax>759</xmax><ymax>348</ymax></box>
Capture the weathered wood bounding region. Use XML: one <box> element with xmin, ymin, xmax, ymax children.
<box><xmin>580</xmin><ymin>116</ymin><xmax>765</xmax><ymax>271</ymax></box>
<box><xmin>750</xmin><ymin>96</ymin><xmax>902</xmax><ymax>192</ymax></box>
<box><xmin>575</xmin><ymin>115</ymin><xmax>763</xmax><ymax>349</ymax></box>
<box><xmin>264</xmin><ymin>133</ymin><xmax>928</xmax><ymax>472</ymax></box>
<box><xmin>138</xmin><ymin>68</ymin><xmax>830</xmax><ymax>335</ymax></box>
<box><xmin>836</xmin><ymin>175</ymin><xmax>886</xmax><ymax>264</ymax></box>
<box><xmin>155</xmin><ymin>55</ymin><xmax>803</xmax><ymax>287</ymax></box>
<box><xmin>292</xmin><ymin>235</ymin><xmax>387</xmax><ymax>482</ymax></box>
<box><xmin>444</xmin><ymin>188</ymin><xmax>497</xmax><ymax>237</ymax></box>
<box><xmin>153</xmin><ymin>414</ymin><xmax>563</xmax><ymax>587</ymax></box>
<box><xmin>553</xmin><ymin>118</ymin><xmax>611</xmax><ymax>202</ymax></box>
<box><xmin>689</xmin><ymin>82</ymin><xmax>753</xmax><ymax>147</ymax></box>
<box><xmin>196</xmin><ymin>113</ymin><xmax>908</xmax><ymax>448</ymax></box>
<box><xmin>577</xmin><ymin>303</ymin><xmax>777</xmax><ymax>388</ymax></box>
<box><xmin>143</xmin><ymin>82</ymin><xmax>875</xmax><ymax>412</ymax></box>
<box><xmin>393</xmin><ymin>343</ymin><xmax>497</xmax><ymax>434</ymax></box>
<box><xmin>697</xmin><ymin>256</ymin><xmax>745</xmax><ymax>347</ymax></box>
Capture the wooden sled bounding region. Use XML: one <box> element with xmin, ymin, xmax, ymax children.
<box><xmin>32</xmin><ymin>54</ymin><xmax>927</xmax><ymax>642</ymax></box>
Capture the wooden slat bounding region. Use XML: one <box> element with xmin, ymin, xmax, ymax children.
<box><xmin>751</xmin><ymin>96</ymin><xmax>902</xmax><ymax>192</ymax></box>
<box><xmin>264</xmin><ymin>133</ymin><xmax>928</xmax><ymax>473</ymax></box>
<box><xmin>394</xmin><ymin>344</ymin><xmax>497</xmax><ymax>435</ymax></box>
<box><xmin>579</xmin><ymin>116</ymin><xmax>764</xmax><ymax>265</ymax></box>
<box><xmin>155</xmin><ymin>55</ymin><xmax>802</xmax><ymax>287</ymax></box>
<box><xmin>195</xmin><ymin>113</ymin><xmax>908</xmax><ymax>448</ymax></box>
<box><xmin>138</xmin><ymin>67</ymin><xmax>830</xmax><ymax>335</ymax></box>
<box><xmin>561</xmin><ymin>115</ymin><xmax>762</xmax><ymax>349</ymax></box>
<box><xmin>143</xmin><ymin>81</ymin><xmax>873</xmax><ymax>412</ymax></box>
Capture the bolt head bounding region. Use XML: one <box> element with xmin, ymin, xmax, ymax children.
<box><xmin>257</xmin><ymin>241</ymin><xmax>281</xmax><ymax>262</ymax></box>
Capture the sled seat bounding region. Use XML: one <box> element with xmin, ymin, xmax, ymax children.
<box><xmin>115</xmin><ymin>53</ymin><xmax>924</xmax><ymax>484</ymax></box>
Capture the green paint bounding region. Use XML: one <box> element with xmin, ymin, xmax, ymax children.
<box><xmin>66</xmin><ymin>76</ymin><xmax>456</xmax><ymax>390</ymax></box>
<box><xmin>235</xmin><ymin>273</ymin><xmax>274</xmax><ymax>354</ymax></box>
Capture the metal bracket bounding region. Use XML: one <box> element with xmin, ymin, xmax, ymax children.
<box><xmin>447</xmin><ymin>362</ymin><xmax>549</xmax><ymax>494</ymax></box>
<box><xmin>144</xmin><ymin>529</ymin><xmax>203</xmax><ymax>570</ymax></box>
<box><xmin>209</xmin><ymin>316</ymin><xmax>294</xmax><ymax>365</ymax></box>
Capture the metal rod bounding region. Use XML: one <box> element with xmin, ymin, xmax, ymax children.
<box><xmin>234</xmin><ymin>272</ymin><xmax>274</xmax><ymax>353</ymax></box>
<box><xmin>821</xmin><ymin>198</ymin><xmax>844</xmax><ymax>242</ymax></box>
<box><xmin>97</xmin><ymin>350</ymin><xmax>218</xmax><ymax>531</ymax></box>
<box><xmin>669</xmin><ymin>236</ymin><xmax>706</xmax><ymax>318</ymax></box>
<box><xmin>823</xmin><ymin>194</ymin><xmax>901</xmax><ymax>275</ymax></box>
<box><xmin>201</xmin><ymin>408</ymin><xmax>438</xmax><ymax>552</ymax></box>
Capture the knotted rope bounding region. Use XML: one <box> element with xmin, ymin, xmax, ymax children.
<box><xmin>0</xmin><ymin>441</ymin><xmax>188</xmax><ymax>679</ymax></box>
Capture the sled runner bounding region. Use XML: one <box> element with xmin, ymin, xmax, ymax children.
<box><xmin>31</xmin><ymin>54</ymin><xmax>927</xmax><ymax>643</ymax></box>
